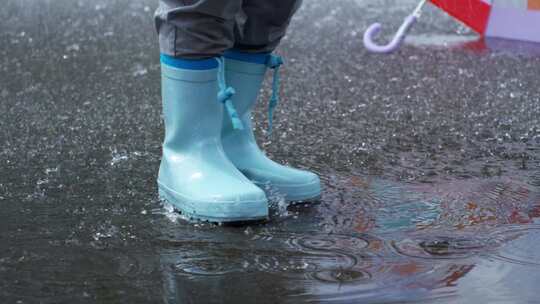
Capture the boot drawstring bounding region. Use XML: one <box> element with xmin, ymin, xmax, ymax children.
<box><xmin>216</xmin><ymin>57</ymin><xmax>244</xmax><ymax>130</ymax></box>
<box><xmin>266</xmin><ymin>55</ymin><xmax>283</xmax><ymax>135</ymax></box>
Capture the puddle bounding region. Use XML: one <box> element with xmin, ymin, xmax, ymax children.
<box><xmin>488</xmin><ymin>225</ymin><xmax>540</xmax><ymax>267</ymax></box>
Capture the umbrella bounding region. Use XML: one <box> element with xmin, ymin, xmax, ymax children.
<box><xmin>364</xmin><ymin>0</ymin><xmax>540</xmax><ymax>53</ymax></box>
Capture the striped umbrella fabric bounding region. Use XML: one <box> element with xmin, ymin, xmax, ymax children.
<box><xmin>430</xmin><ymin>0</ymin><xmax>540</xmax><ymax>42</ymax></box>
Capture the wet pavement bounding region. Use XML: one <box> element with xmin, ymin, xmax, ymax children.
<box><xmin>1</xmin><ymin>0</ymin><xmax>540</xmax><ymax>303</ymax></box>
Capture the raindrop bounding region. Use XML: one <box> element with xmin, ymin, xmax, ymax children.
<box><xmin>131</xmin><ymin>63</ymin><xmax>148</xmax><ymax>77</ymax></box>
<box><xmin>110</xmin><ymin>149</ymin><xmax>129</xmax><ymax>166</ymax></box>
<box><xmin>66</xmin><ymin>44</ymin><xmax>80</xmax><ymax>52</ymax></box>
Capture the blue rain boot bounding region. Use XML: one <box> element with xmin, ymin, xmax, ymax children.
<box><xmin>157</xmin><ymin>55</ymin><xmax>268</xmax><ymax>222</ymax></box>
<box><xmin>221</xmin><ymin>50</ymin><xmax>321</xmax><ymax>203</ymax></box>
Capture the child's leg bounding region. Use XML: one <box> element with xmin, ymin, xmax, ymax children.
<box><xmin>154</xmin><ymin>0</ymin><xmax>269</xmax><ymax>222</ymax></box>
<box><xmin>221</xmin><ymin>0</ymin><xmax>322</xmax><ymax>204</ymax></box>
<box><xmin>234</xmin><ymin>0</ymin><xmax>303</xmax><ymax>53</ymax></box>
<box><xmin>154</xmin><ymin>0</ymin><xmax>242</xmax><ymax>59</ymax></box>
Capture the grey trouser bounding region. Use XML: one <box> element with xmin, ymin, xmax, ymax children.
<box><xmin>155</xmin><ymin>0</ymin><xmax>302</xmax><ymax>59</ymax></box>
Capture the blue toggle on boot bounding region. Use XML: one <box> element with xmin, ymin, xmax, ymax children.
<box><xmin>157</xmin><ymin>55</ymin><xmax>268</xmax><ymax>222</ymax></box>
<box><xmin>221</xmin><ymin>50</ymin><xmax>322</xmax><ymax>203</ymax></box>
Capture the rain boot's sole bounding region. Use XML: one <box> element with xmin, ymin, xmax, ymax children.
<box><xmin>253</xmin><ymin>179</ymin><xmax>322</xmax><ymax>205</ymax></box>
<box><xmin>158</xmin><ymin>184</ymin><xmax>268</xmax><ymax>223</ymax></box>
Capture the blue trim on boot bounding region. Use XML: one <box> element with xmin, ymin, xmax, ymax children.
<box><xmin>224</xmin><ymin>49</ymin><xmax>270</xmax><ymax>65</ymax></box>
<box><xmin>160</xmin><ymin>54</ymin><xmax>218</xmax><ymax>70</ymax></box>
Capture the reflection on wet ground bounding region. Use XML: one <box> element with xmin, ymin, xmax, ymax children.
<box><xmin>156</xmin><ymin>176</ymin><xmax>540</xmax><ymax>303</ymax></box>
<box><xmin>1</xmin><ymin>0</ymin><xmax>540</xmax><ymax>303</ymax></box>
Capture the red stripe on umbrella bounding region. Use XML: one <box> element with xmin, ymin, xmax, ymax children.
<box><xmin>429</xmin><ymin>0</ymin><xmax>492</xmax><ymax>34</ymax></box>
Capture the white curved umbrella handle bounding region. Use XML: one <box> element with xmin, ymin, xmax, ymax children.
<box><xmin>363</xmin><ymin>15</ymin><xmax>417</xmax><ymax>54</ymax></box>
<box><xmin>363</xmin><ymin>0</ymin><xmax>427</xmax><ymax>54</ymax></box>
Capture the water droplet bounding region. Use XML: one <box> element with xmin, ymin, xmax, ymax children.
<box><xmin>131</xmin><ymin>63</ymin><xmax>148</xmax><ymax>77</ymax></box>
<box><xmin>66</xmin><ymin>44</ymin><xmax>80</xmax><ymax>52</ymax></box>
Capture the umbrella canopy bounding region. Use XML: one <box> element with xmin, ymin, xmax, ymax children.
<box><xmin>363</xmin><ymin>0</ymin><xmax>540</xmax><ymax>53</ymax></box>
<box><xmin>431</xmin><ymin>0</ymin><xmax>540</xmax><ymax>43</ymax></box>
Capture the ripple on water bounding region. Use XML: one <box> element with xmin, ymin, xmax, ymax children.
<box><xmin>288</xmin><ymin>233</ymin><xmax>370</xmax><ymax>253</ymax></box>
<box><xmin>310</xmin><ymin>268</ymin><xmax>372</xmax><ymax>284</ymax></box>
<box><xmin>391</xmin><ymin>234</ymin><xmax>492</xmax><ymax>260</ymax></box>
<box><xmin>488</xmin><ymin>225</ymin><xmax>540</xmax><ymax>267</ymax></box>
<box><xmin>167</xmin><ymin>232</ymin><xmax>376</xmax><ymax>281</ymax></box>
